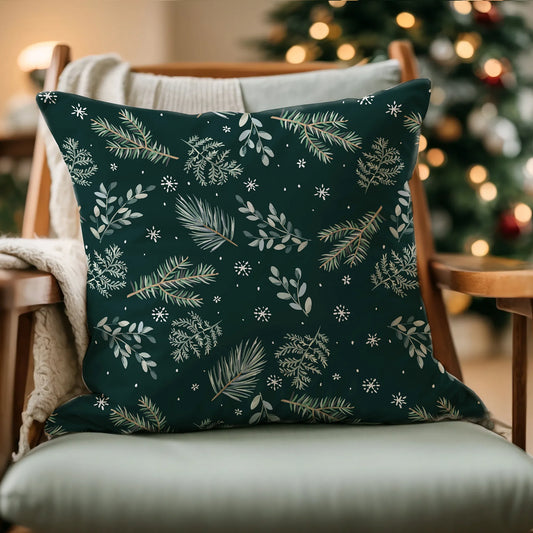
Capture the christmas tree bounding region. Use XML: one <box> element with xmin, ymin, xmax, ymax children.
<box><xmin>258</xmin><ymin>0</ymin><xmax>533</xmax><ymax>323</ymax></box>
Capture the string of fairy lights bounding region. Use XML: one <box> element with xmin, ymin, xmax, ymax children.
<box><xmin>277</xmin><ymin>0</ymin><xmax>533</xmax><ymax>261</ymax></box>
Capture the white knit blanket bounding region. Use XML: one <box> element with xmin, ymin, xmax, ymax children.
<box><xmin>1</xmin><ymin>54</ymin><xmax>245</xmax><ymax>459</ymax></box>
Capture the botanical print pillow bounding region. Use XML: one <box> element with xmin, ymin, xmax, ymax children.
<box><xmin>37</xmin><ymin>79</ymin><xmax>488</xmax><ymax>436</ymax></box>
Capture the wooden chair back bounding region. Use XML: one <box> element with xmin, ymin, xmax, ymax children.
<box><xmin>22</xmin><ymin>40</ymin><xmax>463</xmax><ymax>381</ymax></box>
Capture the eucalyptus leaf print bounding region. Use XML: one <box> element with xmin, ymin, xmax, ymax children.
<box><xmin>269</xmin><ymin>266</ymin><xmax>312</xmax><ymax>316</ymax></box>
<box><xmin>175</xmin><ymin>195</ymin><xmax>237</xmax><ymax>251</ymax></box>
<box><xmin>389</xmin><ymin>182</ymin><xmax>413</xmax><ymax>241</ymax></box>
<box><xmin>62</xmin><ymin>138</ymin><xmax>97</xmax><ymax>186</ymax></box>
<box><xmin>356</xmin><ymin>138</ymin><xmax>404</xmax><ymax>192</ymax></box>
<box><xmin>110</xmin><ymin>396</ymin><xmax>169</xmax><ymax>433</ymax></box>
<box><xmin>91</xmin><ymin>109</ymin><xmax>178</xmax><ymax>163</ymax></box>
<box><xmin>271</xmin><ymin>109</ymin><xmax>361</xmax><ymax>163</ymax></box>
<box><xmin>128</xmin><ymin>256</ymin><xmax>217</xmax><ymax>307</ymax></box>
<box><xmin>87</xmin><ymin>244</ymin><xmax>127</xmax><ymax>297</ymax></box>
<box><xmin>208</xmin><ymin>338</ymin><xmax>267</xmax><ymax>402</ymax></box>
<box><xmin>281</xmin><ymin>393</ymin><xmax>354</xmax><ymax>423</ymax></box>
<box><xmin>89</xmin><ymin>182</ymin><xmax>155</xmax><ymax>242</ymax></box>
<box><xmin>95</xmin><ymin>316</ymin><xmax>157</xmax><ymax>379</ymax></box>
<box><xmin>388</xmin><ymin>315</ymin><xmax>432</xmax><ymax>369</ymax></box>
<box><xmin>318</xmin><ymin>208</ymin><xmax>383</xmax><ymax>271</ymax></box>
<box><xmin>370</xmin><ymin>244</ymin><xmax>418</xmax><ymax>297</ymax></box>
<box><xmin>169</xmin><ymin>311</ymin><xmax>222</xmax><ymax>363</ymax></box>
<box><xmin>275</xmin><ymin>329</ymin><xmax>330</xmax><ymax>390</ymax></box>
<box><xmin>183</xmin><ymin>135</ymin><xmax>243</xmax><ymax>185</ymax></box>
<box><xmin>236</xmin><ymin>195</ymin><xmax>310</xmax><ymax>253</ymax></box>
<box><xmin>249</xmin><ymin>393</ymin><xmax>280</xmax><ymax>424</ymax></box>
<box><xmin>238</xmin><ymin>113</ymin><xmax>274</xmax><ymax>166</ymax></box>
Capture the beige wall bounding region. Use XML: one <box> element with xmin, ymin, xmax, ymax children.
<box><xmin>0</xmin><ymin>0</ymin><xmax>278</xmax><ymax>131</ymax></box>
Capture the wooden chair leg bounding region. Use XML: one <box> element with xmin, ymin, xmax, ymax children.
<box><xmin>512</xmin><ymin>313</ymin><xmax>528</xmax><ymax>450</ymax></box>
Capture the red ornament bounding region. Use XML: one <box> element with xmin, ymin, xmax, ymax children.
<box><xmin>498</xmin><ymin>211</ymin><xmax>521</xmax><ymax>239</ymax></box>
<box><xmin>474</xmin><ymin>6</ymin><xmax>502</xmax><ymax>26</ymax></box>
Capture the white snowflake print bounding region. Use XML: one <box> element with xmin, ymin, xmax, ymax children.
<box><xmin>366</xmin><ymin>334</ymin><xmax>381</xmax><ymax>348</ymax></box>
<box><xmin>362</xmin><ymin>378</ymin><xmax>380</xmax><ymax>394</ymax></box>
<box><xmin>254</xmin><ymin>306</ymin><xmax>271</xmax><ymax>322</ymax></box>
<box><xmin>110</xmin><ymin>163</ymin><xmax>118</xmax><ymax>171</ymax></box>
<box><xmin>244</xmin><ymin>178</ymin><xmax>258</xmax><ymax>192</ymax></box>
<box><xmin>314</xmin><ymin>184</ymin><xmax>330</xmax><ymax>201</ymax></box>
<box><xmin>342</xmin><ymin>275</ymin><xmax>351</xmax><ymax>285</ymax></box>
<box><xmin>38</xmin><ymin>91</ymin><xmax>57</xmax><ymax>104</ymax></box>
<box><xmin>234</xmin><ymin>408</ymin><xmax>243</xmax><ymax>416</ymax></box>
<box><xmin>267</xmin><ymin>375</ymin><xmax>283</xmax><ymax>391</ymax></box>
<box><xmin>223</xmin><ymin>125</ymin><xmax>231</xmax><ymax>133</ymax></box>
<box><xmin>234</xmin><ymin>260</ymin><xmax>252</xmax><ymax>276</ymax></box>
<box><xmin>391</xmin><ymin>393</ymin><xmax>407</xmax><ymax>408</ymax></box>
<box><xmin>386</xmin><ymin>100</ymin><xmax>403</xmax><ymax>118</ymax></box>
<box><xmin>152</xmin><ymin>306</ymin><xmax>169</xmax><ymax>323</ymax></box>
<box><xmin>160</xmin><ymin>175</ymin><xmax>178</xmax><ymax>192</ymax></box>
<box><xmin>332</xmin><ymin>373</ymin><xmax>341</xmax><ymax>381</ymax></box>
<box><xmin>297</xmin><ymin>158</ymin><xmax>306</xmax><ymax>168</ymax></box>
<box><xmin>93</xmin><ymin>394</ymin><xmax>109</xmax><ymax>410</ymax></box>
<box><xmin>213</xmin><ymin>295</ymin><xmax>222</xmax><ymax>303</ymax></box>
<box><xmin>71</xmin><ymin>103</ymin><xmax>88</xmax><ymax>119</ymax></box>
<box><xmin>358</xmin><ymin>95</ymin><xmax>374</xmax><ymax>105</ymax></box>
<box><xmin>333</xmin><ymin>304</ymin><xmax>350</xmax><ymax>322</ymax></box>
<box><xmin>146</xmin><ymin>226</ymin><xmax>161</xmax><ymax>242</ymax></box>
<box><xmin>191</xmin><ymin>383</ymin><xmax>199</xmax><ymax>391</ymax></box>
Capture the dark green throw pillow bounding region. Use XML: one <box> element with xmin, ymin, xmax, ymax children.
<box><xmin>37</xmin><ymin>79</ymin><xmax>488</xmax><ymax>436</ymax></box>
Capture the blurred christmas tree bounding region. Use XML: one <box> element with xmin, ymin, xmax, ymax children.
<box><xmin>0</xmin><ymin>170</ymin><xmax>27</xmax><ymax>235</ymax></box>
<box><xmin>258</xmin><ymin>0</ymin><xmax>533</xmax><ymax>324</ymax></box>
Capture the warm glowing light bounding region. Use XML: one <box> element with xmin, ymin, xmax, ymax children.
<box><xmin>336</xmin><ymin>43</ymin><xmax>356</xmax><ymax>61</ymax></box>
<box><xmin>514</xmin><ymin>203</ymin><xmax>532</xmax><ymax>224</ymax></box>
<box><xmin>473</xmin><ymin>1</ymin><xmax>492</xmax><ymax>13</ymax></box>
<box><xmin>17</xmin><ymin>41</ymin><xmax>59</xmax><ymax>72</ymax></box>
<box><xmin>468</xmin><ymin>165</ymin><xmax>488</xmax><ymax>184</ymax></box>
<box><xmin>418</xmin><ymin>135</ymin><xmax>427</xmax><ymax>152</ymax></box>
<box><xmin>484</xmin><ymin>58</ymin><xmax>503</xmax><ymax>78</ymax></box>
<box><xmin>329</xmin><ymin>0</ymin><xmax>347</xmax><ymax>7</ymax></box>
<box><xmin>452</xmin><ymin>1</ymin><xmax>472</xmax><ymax>14</ymax></box>
<box><xmin>471</xmin><ymin>239</ymin><xmax>490</xmax><ymax>257</ymax></box>
<box><xmin>285</xmin><ymin>45</ymin><xmax>307</xmax><ymax>64</ymax></box>
<box><xmin>427</xmin><ymin>148</ymin><xmax>446</xmax><ymax>167</ymax></box>
<box><xmin>418</xmin><ymin>163</ymin><xmax>430</xmax><ymax>181</ymax></box>
<box><xmin>396</xmin><ymin>12</ymin><xmax>416</xmax><ymax>29</ymax></box>
<box><xmin>309</xmin><ymin>22</ymin><xmax>330</xmax><ymax>40</ymax></box>
<box><xmin>478</xmin><ymin>182</ymin><xmax>497</xmax><ymax>201</ymax></box>
<box><xmin>431</xmin><ymin>87</ymin><xmax>446</xmax><ymax>106</ymax></box>
<box><xmin>527</xmin><ymin>158</ymin><xmax>533</xmax><ymax>176</ymax></box>
<box><xmin>445</xmin><ymin>290</ymin><xmax>472</xmax><ymax>315</ymax></box>
<box><xmin>455</xmin><ymin>40</ymin><xmax>475</xmax><ymax>60</ymax></box>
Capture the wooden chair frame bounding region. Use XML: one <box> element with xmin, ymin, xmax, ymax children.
<box><xmin>0</xmin><ymin>41</ymin><xmax>530</xmax><ymax>481</ymax></box>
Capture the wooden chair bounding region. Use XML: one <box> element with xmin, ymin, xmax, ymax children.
<box><xmin>1</xmin><ymin>40</ymin><xmax>532</xmax><ymax>533</ymax></box>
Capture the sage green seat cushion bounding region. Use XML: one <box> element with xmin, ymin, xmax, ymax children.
<box><xmin>2</xmin><ymin>422</ymin><xmax>533</xmax><ymax>533</ymax></box>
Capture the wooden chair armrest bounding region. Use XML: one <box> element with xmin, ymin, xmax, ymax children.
<box><xmin>430</xmin><ymin>253</ymin><xmax>533</xmax><ymax>298</ymax></box>
<box><xmin>0</xmin><ymin>269</ymin><xmax>62</xmax><ymax>312</ymax></box>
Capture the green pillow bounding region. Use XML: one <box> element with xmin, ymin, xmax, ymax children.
<box><xmin>37</xmin><ymin>80</ymin><xmax>488</xmax><ymax>435</ymax></box>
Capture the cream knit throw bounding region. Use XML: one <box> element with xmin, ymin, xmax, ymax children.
<box><xmin>1</xmin><ymin>54</ymin><xmax>245</xmax><ymax>460</ymax></box>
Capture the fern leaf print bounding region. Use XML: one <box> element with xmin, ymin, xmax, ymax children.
<box><xmin>62</xmin><ymin>138</ymin><xmax>97</xmax><ymax>186</ymax></box>
<box><xmin>370</xmin><ymin>244</ymin><xmax>419</xmax><ymax>297</ymax></box>
<box><xmin>87</xmin><ymin>244</ymin><xmax>127</xmax><ymax>297</ymax></box>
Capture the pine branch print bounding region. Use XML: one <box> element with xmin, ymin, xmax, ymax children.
<box><xmin>89</xmin><ymin>182</ymin><xmax>155</xmax><ymax>242</ymax></box>
<box><xmin>370</xmin><ymin>244</ymin><xmax>418</xmax><ymax>297</ymax></box>
<box><xmin>95</xmin><ymin>316</ymin><xmax>157</xmax><ymax>379</ymax></box>
<box><xmin>169</xmin><ymin>311</ymin><xmax>222</xmax><ymax>363</ymax></box>
<box><xmin>45</xmin><ymin>414</ymin><xmax>67</xmax><ymax>437</ymax></box>
<box><xmin>236</xmin><ymin>195</ymin><xmax>310</xmax><ymax>253</ymax></box>
<box><xmin>403</xmin><ymin>112</ymin><xmax>423</xmax><ymax>133</ymax></box>
<box><xmin>110</xmin><ymin>396</ymin><xmax>169</xmax><ymax>433</ymax></box>
<box><xmin>238</xmin><ymin>113</ymin><xmax>274</xmax><ymax>166</ymax></box>
<box><xmin>356</xmin><ymin>137</ymin><xmax>404</xmax><ymax>192</ymax></box>
<box><xmin>318</xmin><ymin>208</ymin><xmax>383</xmax><ymax>271</ymax></box>
<box><xmin>128</xmin><ymin>256</ymin><xmax>217</xmax><ymax>306</ymax></box>
<box><xmin>271</xmin><ymin>110</ymin><xmax>361</xmax><ymax>163</ymax></box>
<box><xmin>208</xmin><ymin>338</ymin><xmax>267</xmax><ymax>402</ymax></box>
<box><xmin>436</xmin><ymin>397</ymin><xmax>461</xmax><ymax>419</ymax></box>
<box><xmin>408</xmin><ymin>398</ymin><xmax>461</xmax><ymax>423</ymax></box>
<box><xmin>275</xmin><ymin>329</ymin><xmax>330</xmax><ymax>390</ymax></box>
<box><xmin>183</xmin><ymin>135</ymin><xmax>243</xmax><ymax>185</ymax></box>
<box><xmin>408</xmin><ymin>405</ymin><xmax>433</xmax><ymax>422</ymax></box>
<box><xmin>87</xmin><ymin>244</ymin><xmax>127</xmax><ymax>297</ymax></box>
<box><xmin>175</xmin><ymin>195</ymin><xmax>237</xmax><ymax>251</ymax></box>
<box><xmin>281</xmin><ymin>393</ymin><xmax>354</xmax><ymax>423</ymax></box>
<box><xmin>388</xmin><ymin>315</ymin><xmax>432</xmax><ymax>369</ymax></box>
<box><xmin>91</xmin><ymin>109</ymin><xmax>178</xmax><ymax>164</ymax></box>
<box><xmin>269</xmin><ymin>266</ymin><xmax>312</xmax><ymax>316</ymax></box>
<box><xmin>62</xmin><ymin>138</ymin><xmax>97</xmax><ymax>186</ymax></box>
